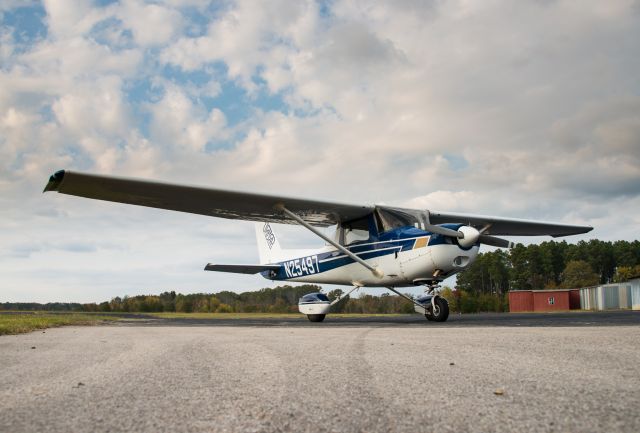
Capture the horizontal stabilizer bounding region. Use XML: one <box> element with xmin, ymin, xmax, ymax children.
<box><xmin>204</xmin><ymin>264</ymin><xmax>281</xmax><ymax>274</ymax></box>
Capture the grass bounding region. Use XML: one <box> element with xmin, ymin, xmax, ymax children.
<box><xmin>0</xmin><ymin>311</ymin><xmax>412</xmax><ymax>333</ymax></box>
<box><xmin>147</xmin><ymin>312</ymin><xmax>409</xmax><ymax>319</ymax></box>
<box><xmin>0</xmin><ymin>313</ymin><xmax>119</xmax><ymax>336</ymax></box>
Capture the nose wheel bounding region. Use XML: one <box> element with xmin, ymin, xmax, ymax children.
<box><xmin>425</xmin><ymin>296</ymin><xmax>449</xmax><ymax>322</ymax></box>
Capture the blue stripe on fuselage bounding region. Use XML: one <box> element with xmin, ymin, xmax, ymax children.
<box><xmin>263</xmin><ymin>224</ymin><xmax>464</xmax><ymax>280</ymax></box>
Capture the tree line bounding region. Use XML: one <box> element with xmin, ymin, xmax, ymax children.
<box><xmin>0</xmin><ymin>287</ymin><xmax>504</xmax><ymax>314</ymax></box>
<box><xmin>0</xmin><ymin>285</ymin><xmax>413</xmax><ymax>314</ymax></box>
<box><xmin>457</xmin><ymin>239</ymin><xmax>640</xmax><ymax>295</ymax></box>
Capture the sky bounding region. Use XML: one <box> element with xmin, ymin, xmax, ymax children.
<box><xmin>1</xmin><ymin>0</ymin><xmax>639</xmax><ymax>303</ymax></box>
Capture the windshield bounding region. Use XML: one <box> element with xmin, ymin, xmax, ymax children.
<box><xmin>300</xmin><ymin>293</ymin><xmax>330</xmax><ymax>303</ymax></box>
<box><xmin>376</xmin><ymin>207</ymin><xmax>420</xmax><ymax>232</ymax></box>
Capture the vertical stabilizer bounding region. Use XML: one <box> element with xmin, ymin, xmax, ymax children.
<box><xmin>255</xmin><ymin>222</ymin><xmax>282</xmax><ymax>264</ymax></box>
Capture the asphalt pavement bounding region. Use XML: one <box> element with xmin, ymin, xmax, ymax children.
<box><xmin>1</xmin><ymin>312</ymin><xmax>639</xmax><ymax>432</ymax></box>
<box><xmin>109</xmin><ymin>310</ymin><xmax>640</xmax><ymax>327</ymax></box>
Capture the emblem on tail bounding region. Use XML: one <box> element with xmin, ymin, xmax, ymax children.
<box><xmin>263</xmin><ymin>223</ymin><xmax>276</xmax><ymax>250</ymax></box>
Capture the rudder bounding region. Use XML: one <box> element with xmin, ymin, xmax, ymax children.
<box><xmin>255</xmin><ymin>222</ymin><xmax>282</xmax><ymax>264</ymax></box>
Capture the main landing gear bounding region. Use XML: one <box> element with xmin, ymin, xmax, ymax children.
<box><xmin>298</xmin><ymin>285</ymin><xmax>362</xmax><ymax>322</ymax></box>
<box><xmin>385</xmin><ymin>283</ymin><xmax>450</xmax><ymax>323</ymax></box>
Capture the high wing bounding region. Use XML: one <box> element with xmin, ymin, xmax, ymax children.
<box><xmin>43</xmin><ymin>170</ymin><xmax>592</xmax><ymax>237</ymax></box>
<box><xmin>428</xmin><ymin>210</ymin><xmax>592</xmax><ymax>237</ymax></box>
<box><xmin>43</xmin><ymin>170</ymin><xmax>372</xmax><ymax>227</ymax></box>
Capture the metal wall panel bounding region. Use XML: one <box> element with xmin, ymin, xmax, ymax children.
<box><xmin>619</xmin><ymin>284</ymin><xmax>632</xmax><ymax>309</ymax></box>
<box><xmin>580</xmin><ymin>287</ymin><xmax>598</xmax><ymax>310</ymax></box>
<box><xmin>602</xmin><ymin>285</ymin><xmax>619</xmax><ymax>309</ymax></box>
<box><xmin>630</xmin><ymin>278</ymin><xmax>640</xmax><ymax>311</ymax></box>
<box><xmin>632</xmin><ymin>287</ymin><xmax>640</xmax><ymax>311</ymax></box>
<box><xmin>582</xmin><ymin>284</ymin><xmax>634</xmax><ymax>310</ymax></box>
<box><xmin>569</xmin><ymin>289</ymin><xmax>581</xmax><ymax>310</ymax></box>
<box><xmin>508</xmin><ymin>291</ymin><xmax>534</xmax><ymax>312</ymax></box>
<box><xmin>533</xmin><ymin>291</ymin><xmax>570</xmax><ymax>311</ymax></box>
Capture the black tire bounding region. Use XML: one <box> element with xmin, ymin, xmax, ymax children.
<box><xmin>431</xmin><ymin>297</ymin><xmax>449</xmax><ymax>322</ymax></box>
<box><xmin>425</xmin><ymin>312</ymin><xmax>435</xmax><ymax>321</ymax></box>
<box><xmin>307</xmin><ymin>314</ymin><xmax>326</xmax><ymax>322</ymax></box>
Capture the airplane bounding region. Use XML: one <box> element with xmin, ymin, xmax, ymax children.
<box><xmin>43</xmin><ymin>170</ymin><xmax>592</xmax><ymax>322</ymax></box>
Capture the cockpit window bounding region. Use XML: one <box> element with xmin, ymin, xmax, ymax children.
<box><xmin>315</xmin><ymin>293</ymin><xmax>330</xmax><ymax>302</ymax></box>
<box><xmin>342</xmin><ymin>215</ymin><xmax>371</xmax><ymax>245</ymax></box>
<box><xmin>300</xmin><ymin>293</ymin><xmax>330</xmax><ymax>303</ymax></box>
<box><xmin>343</xmin><ymin>216</ymin><xmax>369</xmax><ymax>232</ymax></box>
<box><xmin>376</xmin><ymin>207</ymin><xmax>419</xmax><ymax>232</ymax></box>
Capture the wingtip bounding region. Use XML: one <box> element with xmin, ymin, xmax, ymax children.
<box><xmin>43</xmin><ymin>170</ymin><xmax>66</xmax><ymax>193</ymax></box>
<box><xmin>551</xmin><ymin>225</ymin><xmax>595</xmax><ymax>238</ymax></box>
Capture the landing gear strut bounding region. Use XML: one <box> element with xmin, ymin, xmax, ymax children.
<box><xmin>385</xmin><ymin>284</ymin><xmax>449</xmax><ymax>323</ymax></box>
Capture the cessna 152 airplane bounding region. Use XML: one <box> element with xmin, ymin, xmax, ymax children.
<box><xmin>44</xmin><ymin>170</ymin><xmax>592</xmax><ymax>322</ymax></box>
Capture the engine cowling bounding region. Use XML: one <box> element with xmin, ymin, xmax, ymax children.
<box><xmin>456</xmin><ymin>226</ymin><xmax>480</xmax><ymax>248</ymax></box>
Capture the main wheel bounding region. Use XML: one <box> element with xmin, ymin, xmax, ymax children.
<box><xmin>307</xmin><ymin>314</ymin><xmax>326</xmax><ymax>322</ymax></box>
<box><xmin>425</xmin><ymin>297</ymin><xmax>449</xmax><ymax>322</ymax></box>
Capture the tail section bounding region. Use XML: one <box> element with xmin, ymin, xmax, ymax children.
<box><xmin>255</xmin><ymin>222</ymin><xmax>282</xmax><ymax>264</ymax></box>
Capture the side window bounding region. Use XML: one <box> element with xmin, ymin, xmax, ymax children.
<box><xmin>343</xmin><ymin>216</ymin><xmax>370</xmax><ymax>245</ymax></box>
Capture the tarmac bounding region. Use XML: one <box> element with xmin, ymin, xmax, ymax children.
<box><xmin>1</xmin><ymin>311</ymin><xmax>639</xmax><ymax>432</ymax></box>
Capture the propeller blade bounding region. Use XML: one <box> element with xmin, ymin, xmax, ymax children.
<box><xmin>423</xmin><ymin>223</ymin><xmax>463</xmax><ymax>238</ymax></box>
<box><xmin>478</xmin><ymin>235</ymin><xmax>515</xmax><ymax>248</ymax></box>
<box><xmin>423</xmin><ymin>223</ymin><xmax>514</xmax><ymax>248</ymax></box>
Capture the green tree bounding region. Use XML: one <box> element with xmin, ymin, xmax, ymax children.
<box><xmin>438</xmin><ymin>287</ymin><xmax>458</xmax><ymax>312</ymax></box>
<box><xmin>561</xmin><ymin>260</ymin><xmax>600</xmax><ymax>288</ymax></box>
<box><xmin>216</xmin><ymin>303</ymin><xmax>233</xmax><ymax>313</ymax></box>
<box><xmin>613</xmin><ymin>265</ymin><xmax>640</xmax><ymax>282</ymax></box>
<box><xmin>327</xmin><ymin>289</ymin><xmax>348</xmax><ymax>313</ymax></box>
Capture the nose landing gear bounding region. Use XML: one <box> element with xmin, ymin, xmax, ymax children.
<box><xmin>424</xmin><ymin>296</ymin><xmax>449</xmax><ymax>322</ymax></box>
<box><xmin>413</xmin><ymin>280</ymin><xmax>450</xmax><ymax>322</ymax></box>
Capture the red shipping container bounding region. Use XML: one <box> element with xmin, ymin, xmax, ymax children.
<box><xmin>533</xmin><ymin>290</ymin><xmax>570</xmax><ymax>311</ymax></box>
<box><xmin>509</xmin><ymin>291</ymin><xmax>534</xmax><ymax>312</ymax></box>
<box><xmin>509</xmin><ymin>289</ymin><xmax>578</xmax><ymax>312</ymax></box>
<box><xmin>569</xmin><ymin>289</ymin><xmax>581</xmax><ymax>310</ymax></box>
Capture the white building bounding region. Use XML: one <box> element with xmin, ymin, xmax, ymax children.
<box><xmin>580</xmin><ymin>277</ymin><xmax>640</xmax><ymax>311</ymax></box>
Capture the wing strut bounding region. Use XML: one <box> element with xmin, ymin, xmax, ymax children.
<box><xmin>276</xmin><ymin>204</ymin><xmax>384</xmax><ymax>279</ymax></box>
<box><xmin>330</xmin><ymin>283</ymin><xmax>362</xmax><ymax>306</ymax></box>
<box><xmin>385</xmin><ymin>286</ymin><xmax>426</xmax><ymax>310</ymax></box>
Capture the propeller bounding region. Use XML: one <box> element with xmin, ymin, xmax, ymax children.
<box><xmin>478</xmin><ymin>235</ymin><xmax>515</xmax><ymax>249</ymax></box>
<box><xmin>423</xmin><ymin>223</ymin><xmax>515</xmax><ymax>249</ymax></box>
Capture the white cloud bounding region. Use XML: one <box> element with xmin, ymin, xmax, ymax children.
<box><xmin>148</xmin><ymin>82</ymin><xmax>228</xmax><ymax>152</ymax></box>
<box><xmin>116</xmin><ymin>0</ymin><xmax>184</xmax><ymax>47</ymax></box>
<box><xmin>160</xmin><ymin>0</ymin><xmax>318</xmax><ymax>91</ymax></box>
<box><xmin>20</xmin><ymin>37</ymin><xmax>142</xmax><ymax>79</ymax></box>
<box><xmin>43</xmin><ymin>0</ymin><xmax>108</xmax><ymax>39</ymax></box>
<box><xmin>52</xmin><ymin>76</ymin><xmax>131</xmax><ymax>139</ymax></box>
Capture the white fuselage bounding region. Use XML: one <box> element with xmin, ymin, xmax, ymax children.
<box><xmin>271</xmin><ymin>242</ymin><xmax>479</xmax><ymax>287</ymax></box>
